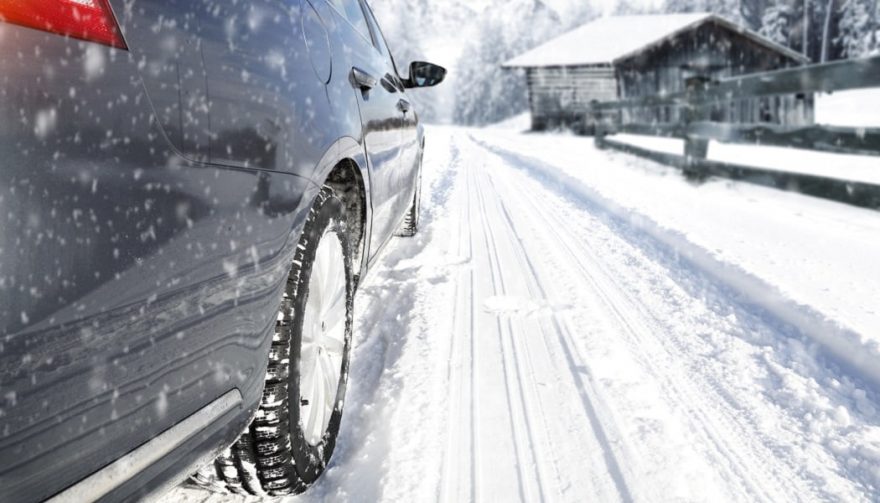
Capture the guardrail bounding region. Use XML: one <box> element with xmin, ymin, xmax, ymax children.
<box><xmin>591</xmin><ymin>54</ymin><xmax>880</xmax><ymax>209</ymax></box>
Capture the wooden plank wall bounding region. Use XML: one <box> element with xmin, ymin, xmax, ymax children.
<box><xmin>527</xmin><ymin>65</ymin><xmax>617</xmax><ymax>129</ymax></box>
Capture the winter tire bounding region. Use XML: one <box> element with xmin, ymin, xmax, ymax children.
<box><xmin>195</xmin><ymin>186</ymin><xmax>354</xmax><ymax>496</ymax></box>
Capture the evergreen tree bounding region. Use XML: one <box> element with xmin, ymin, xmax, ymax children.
<box><xmin>454</xmin><ymin>16</ymin><xmax>515</xmax><ymax>125</ymax></box>
<box><xmin>838</xmin><ymin>0</ymin><xmax>879</xmax><ymax>56</ymax></box>
<box><xmin>453</xmin><ymin>0</ymin><xmax>594</xmax><ymax>125</ymax></box>
<box><xmin>760</xmin><ymin>3</ymin><xmax>795</xmax><ymax>44</ymax></box>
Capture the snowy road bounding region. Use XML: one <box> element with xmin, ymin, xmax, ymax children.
<box><xmin>168</xmin><ymin>127</ymin><xmax>880</xmax><ymax>502</ymax></box>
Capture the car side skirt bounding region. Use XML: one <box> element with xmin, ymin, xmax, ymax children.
<box><xmin>47</xmin><ymin>390</ymin><xmax>242</xmax><ymax>502</ymax></box>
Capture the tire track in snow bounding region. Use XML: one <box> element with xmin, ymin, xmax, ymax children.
<box><xmin>471</xmin><ymin>136</ymin><xmax>805</xmax><ymax>501</ymax></box>
<box><xmin>467</xmin><ymin>138</ymin><xmax>630</xmax><ymax>502</ymax></box>
<box><xmin>472</xmin><ymin>163</ymin><xmax>557</xmax><ymax>502</ymax></box>
<box><xmin>468</xmin><ymin>153</ymin><xmax>532</xmax><ymax>502</ymax></box>
<box><xmin>439</xmin><ymin>141</ymin><xmax>478</xmax><ymax>503</ymax></box>
<box><xmin>474</xmin><ymin>163</ymin><xmax>628</xmax><ymax>502</ymax></box>
<box><xmin>466</xmin><ymin>132</ymin><xmax>865</xmax><ymax>501</ymax></box>
<box><xmin>464</xmin><ymin>156</ymin><xmax>481</xmax><ymax>503</ymax></box>
<box><xmin>469</xmin><ymin>143</ymin><xmax>636</xmax><ymax>503</ymax></box>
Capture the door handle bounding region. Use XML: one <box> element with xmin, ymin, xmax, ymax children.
<box><xmin>351</xmin><ymin>67</ymin><xmax>377</xmax><ymax>91</ymax></box>
<box><xmin>397</xmin><ymin>99</ymin><xmax>411</xmax><ymax>113</ymax></box>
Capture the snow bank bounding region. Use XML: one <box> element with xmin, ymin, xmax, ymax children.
<box><xmin>816</xmin><ymin>89</ymin><xmax>880</xmax><ymax>128</ymax></box>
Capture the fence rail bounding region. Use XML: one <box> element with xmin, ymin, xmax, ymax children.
<box><xmin>591</xmin><ymin>54</ymin><xmax>880</xmax><ymax>209</ymax></box>
<box><xmin>615</xmin><ymin>122</ymin><xmax>880</xmax><ymax>157</ymax></box>
<box><xmin>593</xmin><ymin>54</ymin><xmax>880</xmax><ymax>110</ymax></box>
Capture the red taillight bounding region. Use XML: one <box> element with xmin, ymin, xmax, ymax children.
<box><xmin>0</xmin><ymin>0</ymin><xmax>127</xmax><ymax>49</ymax></box>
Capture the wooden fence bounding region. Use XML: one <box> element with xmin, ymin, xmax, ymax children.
<box><xmin>590</xmin><ymin>55</ymin><xmax>880</xmax><ymax>209</ymax></box>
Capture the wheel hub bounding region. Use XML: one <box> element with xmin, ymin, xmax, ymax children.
<box><xmin>298</xmin><ymin>229</ymin><xmax>346</xmax><ymax>446</ymax></box>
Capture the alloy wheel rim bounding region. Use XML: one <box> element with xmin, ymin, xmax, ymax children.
<box><xmin>298</xmin><ymin>228</ymin><xmax>347</xmax><ymax>446</ymax></box>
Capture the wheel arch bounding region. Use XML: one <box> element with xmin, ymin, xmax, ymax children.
<box><xmin>312</xmin><ymin>136</ymin><xmax>372</xmax><ymax>283</ymax></box>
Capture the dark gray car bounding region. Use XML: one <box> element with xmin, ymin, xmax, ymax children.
<box><xmin>0</xmin><ymin>0</ymin><xmax>445</xmax><ymax>500</ymax></box>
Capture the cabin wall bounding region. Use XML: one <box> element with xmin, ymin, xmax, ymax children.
<box><xmin>614</xmin><ymin>22</ymin><xmax>815</xmax><ymax>126</ymax></box>
<box><xmin>527</xmin><ymin>66</ymin><xmax>617</xmax><ymax>131</ymax></box>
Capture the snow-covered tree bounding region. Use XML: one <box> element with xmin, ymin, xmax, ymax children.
<box><xmin>760</xmin><ymin>3</ymin><xmax>795</xmax><ymax>44</ymax></box>
<box><xmin>453</xmin><ymin>0</ymin><xmax>596</xmax><ymax>125</ymax></box>
<box><xmin>454</xmin><ymin>16</ymin><xmax>518</xmax><ymax>125</ymax></box>
<box><xmin>663</xmin><ymin>0</ymin><xmax>749</xmax><ymax>26</ymax></box>
<box><xmin>753</xmin><ymin>0</ymin><xmax>850</xmax><ymax>61</ymax></box>
<box><xmin>663</xmin><ymin>0</ymin><xmax>856</xmax><ymax>61</ymax></box>
<box><xmin>837</xmin><ymin>0</ymin><xmax>879</xmax><ymax>56</ymax></box>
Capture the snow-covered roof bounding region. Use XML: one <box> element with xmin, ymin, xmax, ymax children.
<box><xmin>503</xmin><ymin>13</ymin><xmax>808</xmax><ymax>68</ymax></box>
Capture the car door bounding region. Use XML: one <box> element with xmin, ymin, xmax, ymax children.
<box><xmin>361</xmin><ymin>0</ymin><xmax>422</xmax><ymax>224</ymax></box>
<box><xmin>323</xmin><ymin>0</ymin><xmax>407</xmax><ymax>257</ymax></box>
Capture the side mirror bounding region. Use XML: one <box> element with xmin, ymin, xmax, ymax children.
<box><xmin>405</xmin><ymin>61</ymin><xmax>447</xmax><ymax>89</ymax></box>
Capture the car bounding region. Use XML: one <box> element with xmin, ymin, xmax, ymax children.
<box><xmin>0</xmin><ymin>0</ymin><xmax>445</xmax><ymax>500</ymax></box>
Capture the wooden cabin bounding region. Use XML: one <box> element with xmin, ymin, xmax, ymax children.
<box><xmin>503</xmin><ymin>14</ymin><xmax>813</xmax><ymax>133</ymax></box>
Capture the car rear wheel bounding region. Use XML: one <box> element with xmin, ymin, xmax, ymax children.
<box><xmin>194</xmin><ymin>186</ymin><xmax>354</xmax><ymax>496</ymax></box>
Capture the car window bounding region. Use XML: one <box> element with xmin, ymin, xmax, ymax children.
<box><xmin>360</xmin><ymin>0</ymin><xmax>388</xmax><ymax>57</ymax></box>
<box><xmin>361</xmin><ymin>0</ymin><xmax>403</xmax><ymax>82</ymax></box>
<box><xmin>327</xmin><ymin>0</ymin><xmax>371</xmax><ymax>42</ymax></box>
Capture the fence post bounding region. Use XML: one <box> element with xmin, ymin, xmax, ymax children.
<box><xmin>590</xmin><ymin>101</ymin><xmax>608</xmax><ymax>149</ymax></box>
<box><xmin>683</xmin><ymin>77</ymin><xmax>710</xmax><ymax>180</ymax></box>
<box><xmin>683</xmin><ymin>124</ymin><xmax>708</xmax><ymax>179</ymax></box>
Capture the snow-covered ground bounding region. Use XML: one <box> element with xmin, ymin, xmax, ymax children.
<box><xmin>490</xmin><ymin>112</ymin><xmax>532</xmax><ymax>131</ymax></box>
<box><xmin>816</xmin><ymin>89</ymin><xmax>880</xmax><ymax>128</ymax></box>
<box><xmin>167</xmin><ymin>126</ymin><xmax>880</xmax><ymax>502</ymax></box>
